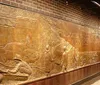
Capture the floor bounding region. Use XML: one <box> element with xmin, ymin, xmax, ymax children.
<box><xmin>82</xmin><ymin>75</ymin><xmax>100</xmax><ymax>85</ymax></box>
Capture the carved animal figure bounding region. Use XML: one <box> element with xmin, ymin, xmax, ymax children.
<box><xmin>8</xmin><ymin>54</ymin><xmax>32</xmax><ymax>76</ymax></box>
<box><xmin>0</xmin><ymin>74</ymin><xmax>3</xmax><ymax>83</ymax></box>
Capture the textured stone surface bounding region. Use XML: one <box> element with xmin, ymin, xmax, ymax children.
<box><xmin>0</xmin><ymin>4</ymin><xmax>100</xmax><ymax>85</ymax></box>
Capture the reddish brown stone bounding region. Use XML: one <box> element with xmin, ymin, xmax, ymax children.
<box><xmin>2</xmin><ymin>0</ymin><xmax>10</xmax><ymax>4</ymax></box>
<box><xmin>10</xmin><ymin>2</ymin><xmax>18</xmax><ymax>7</ymax></box>
<box><xmin>16</xmin><ymin>0</ymin><xmax>22</xmax><ymax>3</ymax></box>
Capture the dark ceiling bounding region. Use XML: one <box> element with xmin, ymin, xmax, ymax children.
<box><xmin>67</xmin><ymin>0</ymin><xmax>100</xmax><ymax>17</ymax></box>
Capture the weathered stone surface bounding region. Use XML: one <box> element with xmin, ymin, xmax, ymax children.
<box><xmin>0</xmin><ymin>4</ymin><xmax>100</xmax><ymax>85</ymax></box>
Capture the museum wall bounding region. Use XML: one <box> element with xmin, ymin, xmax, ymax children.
<box><xmin>0</xmin><ymin>1</ymin><xmax>100</xmax><ymax>85</ymax></box>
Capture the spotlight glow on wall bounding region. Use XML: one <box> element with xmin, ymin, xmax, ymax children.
<box><xmin>91</xmin><ymin>0</ymin><xmax>100</xmax><ymax>7</ymax></box>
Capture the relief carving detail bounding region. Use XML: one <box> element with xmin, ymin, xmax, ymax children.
<box><xmin>0</xmin><ymin>5</ymin><xmax>100</xmax><ymax>85</ymax></box>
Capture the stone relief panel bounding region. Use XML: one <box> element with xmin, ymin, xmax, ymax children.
<box><xmin>0</xmin><ymin>5</ymin><xmax>100</xmax><ymax>85</ymax></box>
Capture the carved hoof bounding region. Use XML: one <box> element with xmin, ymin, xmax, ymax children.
<box><xmin>0</xmin><ymin>74</ymin><xmax>3</xmax><ymax>83</ymax></box>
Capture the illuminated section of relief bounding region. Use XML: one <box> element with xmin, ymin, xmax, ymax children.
<box><xmin>0</xmin><ymin>5</ymin><xmax>100</xmax><ymax>85</ymax></box>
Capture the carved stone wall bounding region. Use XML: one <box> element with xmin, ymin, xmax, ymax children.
<box><xmin>0</xmin><ymin>4</ymin><xmax>100</xmax><ymax>85</ymax></box>
<box><xmin>0</xmin><ymin>0</ymin><xmax>100</xmax><ymax>29</ymax></box>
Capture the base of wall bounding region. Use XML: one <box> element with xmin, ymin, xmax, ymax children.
<box><xmin>72</xmin><ymin>72</ymin><xmax>100</xmax><ymax>85</ymax></box>
<box><xmin>20</xmin><ymin>62</ymin><xmax>100</xmax><ymax>85</ymax></box>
